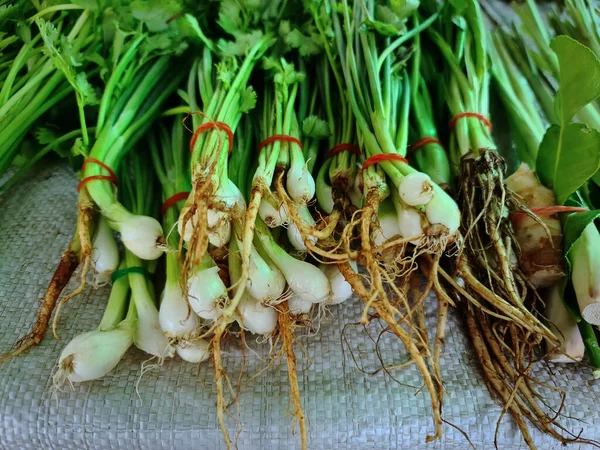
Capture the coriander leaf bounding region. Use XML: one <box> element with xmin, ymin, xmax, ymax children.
<box><xmin>75</xmin><ymin>72</ymin><xmax>99</xmax><ymax>105</ymax></box>
<box><xmin>302</xmin><ymin>116</ymin><xmax>330</xmax><ymax>139</ymax></box>
<box><xmin>131</xmin><ymin>0</ymin><xmax>181</xmax><ymax>32</ymax></box>
<box><xmin>537</xmin><ymin>123</ymin><xmax>600</xmax><ymax>204</ymax></box>
<box><xmin>551</xmin><ymin>36</ymin><xmax>600</xmax><ymax>125</ymax></box>
<box><xmin>449</xmin><ymin>0</ymin><xmax>467</xmax><ymax>13</ymax></box>
<box><xmin>0</xmin><ymin>4</ymin><xmax>18</xmax><ymax>22</ymax></box>
<box><xmin>218</xmin><ymin>30</ymin><xmax>265</xmax><ymax>57</ymax></box>
<box><xmin>280</xmin><ymin>22</ymin><xmax>321</xmax><ymax>56</ymax></box>
<box><xmin>239</xmin><ymin>86</ymin><xmax>257</xmax><ymax>113</ymax></box>
<box><xmin>37</xmin><ymin>18</ymin><xmax>99</xmax><ymax>106</ymax></box>
<box><xmin>218</xmin><ymin>0</ymin><xmax>243</xmax><ymax>36</ymax></box>
<box><xmin>390</xmin><ymin>0</ymin><xmax>419</xmax><ymax>19</ymax></box>
<box><xmin>35</xmin><ymin>128</ymin><xmax>59</xmax><ymax>146</ymax></box>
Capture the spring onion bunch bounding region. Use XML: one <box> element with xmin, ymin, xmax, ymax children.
<box><xmin>6</xmin><ymin>1</ymin><xmax>600</xmax><ymax>449</ymax></box>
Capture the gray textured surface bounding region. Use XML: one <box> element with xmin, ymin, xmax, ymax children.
<box><xmin>0</xmin><ymin>161</ymin><xmax>599</xmax><ymax>450</ymax></box>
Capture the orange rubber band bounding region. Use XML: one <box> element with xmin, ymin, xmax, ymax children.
<box><xmin>190</xmin><ymin>121</ymin><xmax>234</xmax><ymax>155</ymax></box>
<box><xmin>327</xmin><ymin>143</ymin><xmax>361</xmax><ymax>159</ymax></box>
<box><xmin>362</xmin><ymin>153</ymin><xmax>408</xmax><ymax>171</ymax></box>
<box><xmin>161</xmin><ymin>191</ymin><xmax>190</xmax><ymax>216</ymax></box>
<box><xmin>77</xmin><ymin>158</ymin><xmax>118</xmax><ymax>192</ymax></box>
<box><xmin>511</xmin><ymin>206</ymin><xmax>588</xmax><ymax>224</ymax></box>
<box><xmin>408</xmin><ymin>137</ymin><xmax>444</xmax><ymax>157</ymax></box>
<box><xmin>258</xmin><ymin>134</ymin><xmax>303</xmax><ymax>152</ymax></box>
<box><xmin>448</xmin><ymin>112</ymin><xmax>492</xmax><ymax>133</ymax></box>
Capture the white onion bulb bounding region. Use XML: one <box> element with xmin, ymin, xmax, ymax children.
<box><xmin>398</xmin><ymin>173</ymin><xmax>434</xmax><ymax>206</ymax></box>
<box><xmin>320</xmin><ymin>262</ymin><xmax>356</xmax><ymax>304</ymax></box>
<box><xmin>119</xmin><ymin>215</ymin><xmax>164</xmax><ymax>260</ymax></box>
<box><xmin>176</xmin><ymin>339</ymin><xmax>210</xmax><ymax>363</ymax></box>
<box><xmin>91</xmin><ymin>216</ymin><xmax>119</xmax><ymax>284</ymax></box>
<box><xmin>425</xmin><ymin>189</ymin><xmax>460</xmax><ymax>235</ymax></box>
<box><xmin>397</xmin><ymin>204</ymin><xmax>424</xmax><ymax>241</ymax></box>
<box><xmin>238</xmin><ymin>295</ymin><xmax>278</xmax><ymax>335</ymax></box>
<box><xmin>287</xmin><ymin>206</ymin><xmax>317</xmax><ymax>252</ymax></box>
<box><xmin>247</xmin><ymin>246</ymin><xmax>286</xmax><ymax>302</ymax></box>
<box><xmin>187</xmin><ymin>266</ymin><xmax>226</xmax><ymax>320</ymax></box>
<box><xmin>57</xmin><ymin>326</ymin><xmax>133</xmax><ymax>382</ymax></box>
<box><xmin>159</xmin><ymin>282</ymin><xmax>198</xmax><ymax>340</ymax></box>
<box><xmin>134</xmin><ymin>296</ymin><xmax>174</xmax><ymax>358</ymax></box>
<box><xmin>288</xmin><ymin>295</ymin><xmax>313</xmax><ymax>315</ymax></box>
<box><xmin>287</xmin><ymin>162</ymin><xmax>315</xmax><ymax>204</ymax></box>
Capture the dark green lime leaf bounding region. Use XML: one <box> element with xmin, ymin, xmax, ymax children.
<box><xmin>537</xmin><ymin>123</ymin><xmax>600</xmax><ymax>204</ymax></box>
<box><xmin>551</xmin><ymin>36</ymin><xmax>600</xmax><ymax>125</ymax></box>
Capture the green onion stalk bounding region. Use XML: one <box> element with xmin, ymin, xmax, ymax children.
<box><xmin>150</xmin><ymin>119</ymin><xmax>210</xmax><ymax>364</ymax></box>
<box><xmin>120</xmin><ymin>151</ymin><xmax>173</xmax><ymax>360</ymax></box>
<box><xmin>313</xmin><ymin>0</ymin><xmax>459</xmax><ymax>260</ymax></box>
<box><xmin>0</xmin><ymin>8</ymin><xmax>96</xmax><ymax>179</ymax></box>
<box><xmin>258</xmin><ymin>57</ymin><xmax>338</xmax><ymax>259</ymax></box>
<box><xmin>83</xmin><ymin>48</ymin><xmax>186</xmax><ymax>261</ymax></box>
<box><xmin>314</xmin><ymin>50</ymin><xmax>361</xmax><ymax>223</ymax></box>
<box><xmin>309</xmin><ymin>0</ymin><xmax>461</xmax><ymax>442</ymax></box>
<box><xmin>177</xmin><ymin>34</ymin><xmax>275</xmax><ymax>328</ymax></box>
<box><xmin>178</xmin><ymin>14</ymin><xmax>276</xmax><ymax>442</ymax></box>
<box><xmin>490</xmin><ymin>20</ymin><xmax>600</xmax><ymax>374</ymax></box>
<box><xmin>429</xmin><ymin>0</ymin><xmax>556</xmax><ymax>339</ymax></box>
<box><xmin>408</xmin><ymin>19</ymin><xmax>451</xmax><ymax>191</ymax></box>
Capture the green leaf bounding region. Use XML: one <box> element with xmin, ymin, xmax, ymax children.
<box><xmin>551</xmin><ymin>36</ymin><xmax>600</xmax><ymax>125</ymax></box>
<box><xmin>537</xmin><ymin>123</ymin><xmax>600</xmax><ymax>204</ymax></box>
<box><xmin>302</xmin><ymin>116</ymin><xmax>330</xmax><ymax>139</ymax></box>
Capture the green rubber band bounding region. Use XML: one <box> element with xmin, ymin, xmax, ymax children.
<box><xmin>111</xmin><ymin>266</ymin><xmax>148</xmax><ymax>283</ymax></box>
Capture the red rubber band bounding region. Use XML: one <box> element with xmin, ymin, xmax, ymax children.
<box><xmin>161</xmin><ymin>191</ymin><xmax>190</xmax><ymax>216</ymax></box>
<box><xmin>362</xmin><ymin>153</ymin><xmax>408</xmax><ymax>170</ymax></box>
<box><xmin>190</xmin><ymin>121</ymin><xmax>234</xmax><ymax>155</ymax></box>
<box><xmin>408</xmin><ymin>137</ymin><xmax>444</xmax><ymax>157</ymax></box>
<box><xmin>258</xmin><ymin>134</ymin><xmax>303</xmax><ymax>152</ymax></box>
<box><xmin>327</xmin><ymin>143</ymin><xmax>361</xmax><ymax>159</ymax></box>
<box><xmin>511</xmin><ymin>206</ymin><xmax>588</xmax><ymax>224</ymax></box>
<box><xmin>77</xmin><ymin>158</ymin><xmax>118</xmax><ymax>192</ymax></box>
<box><xmin>448</xmin><ymin>112</ymin><xmax>493</xmax><ymax>133</ymax></box>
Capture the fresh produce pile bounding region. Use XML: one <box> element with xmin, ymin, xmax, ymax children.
<box><xmin>1</xmin><ymin>0</ymin><xmax>600</xmax><ymax>448</ymax></box>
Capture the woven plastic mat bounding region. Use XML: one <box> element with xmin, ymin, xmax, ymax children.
<box><xmin>0</xmin><ymin>161</ymin><xmax>599</xmax><ymax>450</ymax></box>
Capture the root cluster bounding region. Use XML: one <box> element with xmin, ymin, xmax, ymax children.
<box><xmin>451</xmin><ymin>150</ymin><xmax>593</xmax><ymax>449</ymax></box>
